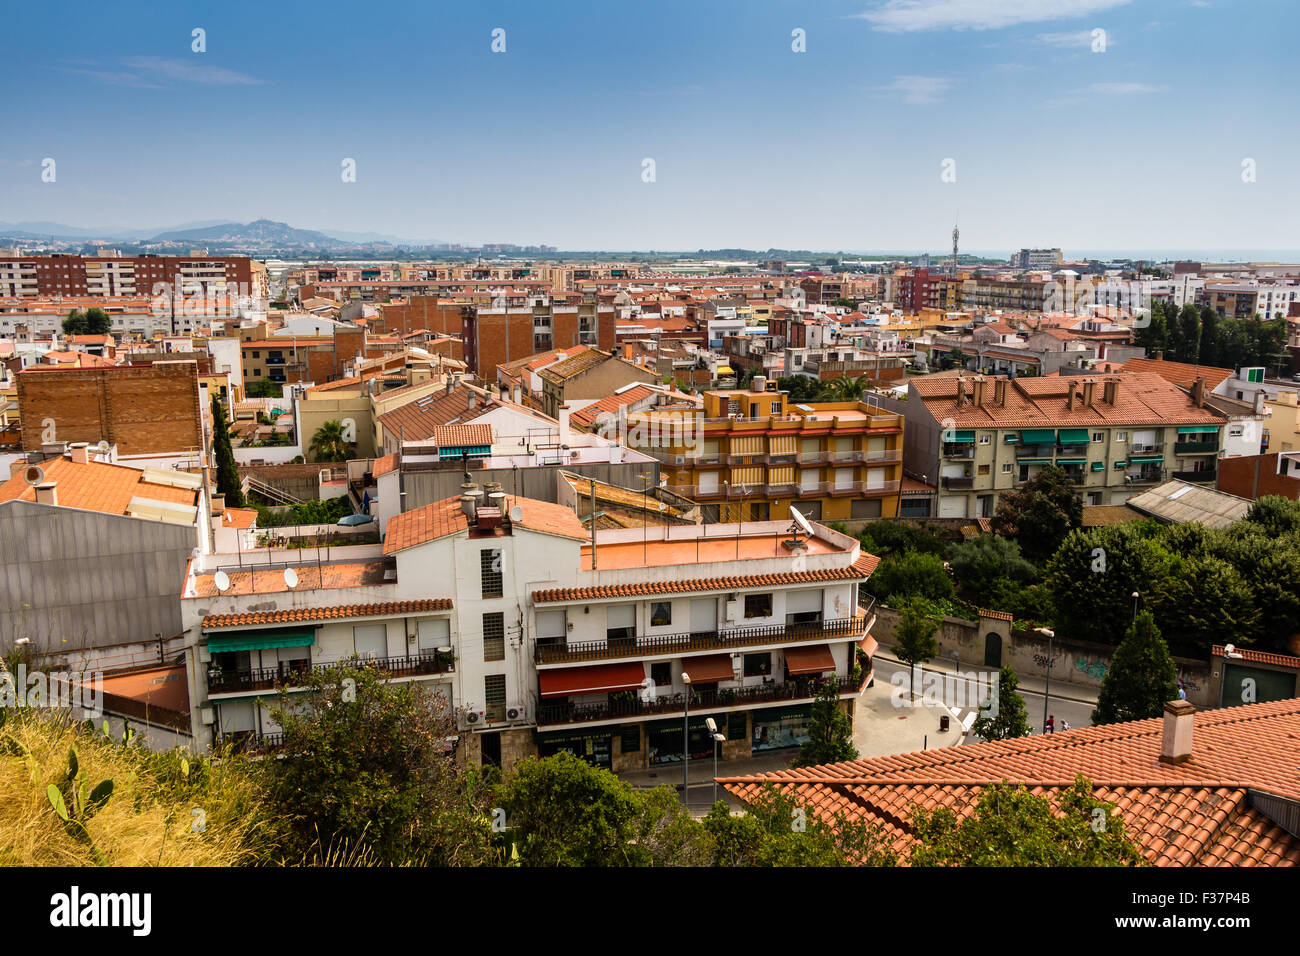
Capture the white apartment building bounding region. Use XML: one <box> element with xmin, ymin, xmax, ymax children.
<box><xmin>181</xmin><ymin>488</ymin><xmax>880</xmax><ymax>772</ymax></box>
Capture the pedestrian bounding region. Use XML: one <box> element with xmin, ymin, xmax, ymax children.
<box><xmin>1177</xmin><ymin>680</ymin><xmax>1187</xmax><ymax>701</ymax></box>
<box><xmin>1046</xmin><ymin>714</ymin><xmax>1055</xmax><ymax>734</ymax></box>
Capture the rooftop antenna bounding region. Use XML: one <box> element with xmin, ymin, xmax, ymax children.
<box><xmin>951</xmin><ymin>219</ymin><xmax>960</xmax><ymax>279</ymax></box>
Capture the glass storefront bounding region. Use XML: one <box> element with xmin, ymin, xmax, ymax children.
<box><xmin>537</xmin><ymin>730</ymin><xmax>612</xmax><ymax>769</ymax></box>
<box><xmin>752</xmin><ymin>705</ymin><xmax>812</xmax><ymax>752</ymax></box>
<box><xmin>647</xmin><ymin>716</ymin><xmax>722</xmax><ymax>765</ymax></box>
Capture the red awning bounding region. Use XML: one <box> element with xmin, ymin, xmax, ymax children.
<box><xmin>784</xmin><ymin>644</ymin><xmax>836</xmax><ymax>675</ymax></box>
<box><xmin>539</xmin><ymin>661</ymin><xmax>647</xmax><ymax>698</ymax></box>
<box><xmin>682</xmin><ymin>654</ymin><xmax>734</xmax><ymax>683</ymax></box>
<box><xmin>858</xmin><ymin>635</ymin><xmax>879</xmax><ymax>657</ymax></box>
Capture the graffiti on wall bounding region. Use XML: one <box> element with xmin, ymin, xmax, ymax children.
<box><xmin>1074</xmin><ymin>659</ymin><xmax>1109</xmax><ymax>680</ymax></box>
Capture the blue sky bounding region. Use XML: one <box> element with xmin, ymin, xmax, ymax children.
<box><xmin>2</xmin><ymin>0</ymin><xmax>1297</xmax><ymax>255</ymax></box>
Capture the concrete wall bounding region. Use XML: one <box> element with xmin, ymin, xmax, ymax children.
<box><xmin>0</xmin><ymin>499</ymin><xmax>197</xmax><ymax>652</ymax></box>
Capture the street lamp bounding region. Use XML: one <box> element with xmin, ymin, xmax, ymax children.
<box><xmin>707</xmin><ymin>717</ymin><xmax>725</xmax><ymax>807</ymax></box>
<box><xmin>1040</xmin><ymin>628</ymin><xmax>1055</xmax><ymax>734</ymax></box>
<box><xmin>1131</xmin><ymin>591</ymin><xmax>1140</xmax><ymax>622</ymax></box>
<box><xmin>682</xmin><ymin>671</ymin><xmax>692</xmax><ymax>803</ymax></box>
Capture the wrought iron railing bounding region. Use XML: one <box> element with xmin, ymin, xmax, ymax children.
<box><xmin>207</xmin><ymin>651</ymin><xmax>455</xmax><ymax>694</ymax></box>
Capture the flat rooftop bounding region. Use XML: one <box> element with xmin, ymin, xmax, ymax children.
<box><xmin>581</xmin><ymin>529</ymin><xmax>841</xmax><ymax>572</ymax></box>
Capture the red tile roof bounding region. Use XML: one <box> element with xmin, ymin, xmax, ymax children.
<box><xmin>203</xmin><ymin>598</ymin><xmax>452</xmax><ymax>628</ymax></box>
<box><xmin>0</xmin><ymin>456</ymin><xmax>199</xmax><ymax>516</ymax></box>
<box><xmin>1211</xmin><ymin>644</ymin><xmax>1300</xmax><ymax>669</ymax></box>
<box><xmin>1121</xmin><ymin>357</ymin><xmax>1235</xmax><ymax>391</ymax></box>
<box><xmin>533</xmin><ymin>552</ymin><xmax>879</xmax><ymax>603</ymax></box>
<box><xmin>383</xmin><ymin>494</ymin><xmax>589</xmax><ymax>554</ymax></box>
<box><xmin>721</xmin><ymin>699</ymin><xmax>1300</xmax><ymax>866</ymax></box>
<box><xmin>372</xmin><ymin>453</ymin><xmax>399</xmax><ymax>477</ymax></box>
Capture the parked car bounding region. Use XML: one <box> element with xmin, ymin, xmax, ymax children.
<box><xmin>337</xmin><ymin>513</ymin><xmax>375</xmax><ymax>527</ymax></box>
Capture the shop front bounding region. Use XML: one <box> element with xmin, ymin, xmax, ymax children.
<box><xmin>647</xmin><ymin>714</ymin><xmax>734</xmax><ymax>765</ymax></box>
<box><xmin>536</xmin><ymin>729</ymin><xmax>613</xmax><ymax>769</ymax></box>
<box><xmin>751</xmin><ymin>704</ymin><xmax>812</xmax><ymax>752</ymax></box>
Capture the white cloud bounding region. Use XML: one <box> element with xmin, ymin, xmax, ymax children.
<box><xmin>873</xmin><ymin>74</ymin><xmax>953</xmax><ymax>104</ymax></box>
<box><xmin>856</xmin><ymin>0</ymin><xmax>1131</xmax><ymax>33</ymax></box>
<box><xmin>1087</xmin><ymin>81</ymin><xmax>1167</xmax><ymax>94</ymax></box>
<box><xmin>121</xmin><ymin>56</ymin><xmax>262</xmax><ymax>86</ymax></box>
<box><xmin>1037</xmin><ymin>29</ymin><xmax>1112</xmax><ymax>47</ymax></box>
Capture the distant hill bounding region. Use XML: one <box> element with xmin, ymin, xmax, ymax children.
<box><xmin>148</xmin><ymin>219</ymin><xmax>346</xmax><ymax>247</ymax></box>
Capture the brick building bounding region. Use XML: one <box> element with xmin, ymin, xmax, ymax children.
<box><xmin>464</xmin><ymin>299</ymin><xmax>616</xmax><ymax>374</ymax></box>
<box><xmin>0</xmin><ymin>255</ymin><xmax>263</xmax><ymax>299</ymax></box>
<box><xmin>1216</xmin><ymin>451</ymin><xmax>1300</xmax><ymax>501</ymax></box>
<box><xmin>17</xmin><ymin>361</ymin><xmax>204</xmax><ymax>455</ymax></box>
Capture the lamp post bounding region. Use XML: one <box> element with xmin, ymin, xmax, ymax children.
<box><xmin>1040</xmin><ymin>628</ymin><xmax>1055</xmax><ymax>734</ymax></box>
<box><xmin>682</xmin><ymin>671</ymin><xmax>692</xmax><ymax>803</ymax></box>
<box><xmin>638</xmin><ymin>471</ymin><xmax>652</xmax><ymax>563</ymax></box>
<box><xmin>1131</xmin><ymin>591</ymin><xmax>1140</xmax><ymax>622</ymax></box>
<box><xmin>707</xmin><ymin>717</ymin><xmax>725</xmax><ymax>807</ymax></box>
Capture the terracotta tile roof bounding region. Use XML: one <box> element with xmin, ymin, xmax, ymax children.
<box><xmin>383</xmin><ymin>494</ymin><xmax>589</xmax><ymax>554</ymax></box>
<box><xmin>190</xmin><ymin>559</ymin><xmax>392</xmax><ymax>598</ymax></box>
<box><xmin>218</xmin><ymin>508</ymin><xmax>259</xmax><ymax>529</ymax></box>
<box><xmin>537</xmin><ymin>347</ymin><xmax>612</xmax><ymax>384</ymax></box>
<box><xmin>1211</xmin><ymin>644</ymin><xmax>1300</xmax><ymax>669</ymax></box>
<box><xmin>721</xmin><ymin>699</ymin><xmax>1300</xmax><ymax>866</ymax></box>
<box><xmin>1122</xmin><ymin>357</ymin><xmax>1235</xmax><ymax>391</ymax></box>
<box><xmin>1081</xmin><ymin>504</ymin><xmax>1144</xmax><ymax>527</ymax></box>
<box><xmin>430</xmin><ymin>423</ymin><xmax>493</xmax><ymax>447</ymax></box>
<box><xmin>203</xmin><ymin>598</ymin><xmax>452</xmax><ymax>628</ymax></box>
<box><xmin>376</xmin><ymin>386</ymin><xmax>490</xmax><ymax>440</ymax></box>
<box><xmin>372</xmin><ymin>453</ymin><xmax>399</xmax><ymax>477</ymax></box>
<box><xmin>914</xmin><ymin>372</ymin><xmax>1226</xmax><ymax>428</ymax></box>
<box><xmin>533</xmin><ymin>552</ymin><xmax>879</xmax><ymax>603</ymax></box>
<box><xmin>977</xmin><ymin>608</ymin><xmax>1013</xmax><ymax>621</ymax></box>
<box><xmin>0</xmin><ymin>456</ymin><xmax>199</xmax><ymax>517</ymax></box>
<box><xmin>569</xmin><ymin>384</ymin><xmax>699</xmax><ymax>428</ymax></box>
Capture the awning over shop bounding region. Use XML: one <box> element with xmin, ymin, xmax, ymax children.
<box><xmin>1020</xmin><ymin>429</ymin><xmax>1057</xmax><ymax>444</ymax></box>
<box><xmin>682</xmin><ymin>654</ymin><xmax>735</xmax><ymax>683</ymax></box>
<box><xmin>1057</xmin><ymin>428</ymin><xmax>1091</xmax><ymax>444</ymax></box>
<box><xmin>539</xmin><ymin>662</ymin><xmax>646</xmax><ymax>698</ymax></box>
<box><xmin>783</xmin><ymin>644</ymin><xmax>836</xmax><ymax>675</ymax></box>
<box><xmin>206</xmin><ymin>629</ymin><xmax>315</xmax><ymax>654</ymax></box>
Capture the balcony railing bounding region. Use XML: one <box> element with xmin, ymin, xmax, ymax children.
<box><xmin>941</xmin><ymin>476</ymin><xmax>974</xmax><ymax>489</ymax></box>
<box><xmin>538</xmin><ymin>675</ymin><xmax>860</xmax><ymax>727</ymax></box>
<box><xmin>1172</xmin><ymin>468</ymin><xmax>1216</xmax><ymax>482</ymax></box>
<box><xmin>1015</xmin><ymin>444</ymin><xmax>1055</xmax><ymax>458</ymax></box>
<box><xmin>941</xmin><ymin>443</ymin><xmax>975</xmax><ymax>460</ymax></box>
<box><xmin>535</xmin><ymin>613</ymin><xmax>870</xmax><ymax>665</ymax></box>
<box><xmin>1174</xmin><ymin>440</ymin><xmax>1219</xmax><ymax>455</ymax></box>
<box><xmin>207</xmin><ymin>651</ymin><xmax>455</xmax><ymax>694</ymax></box>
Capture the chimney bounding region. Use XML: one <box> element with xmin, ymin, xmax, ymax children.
<box><xmin>973</xmin><ymin>376</ymin><xmax>987</xmax><ymax>408</ymax></box>
<box><xmin>460</xmin><ymin>482</ymin><xmax>482</xmax><ymax>519</ymax></box>
<box><xmin>211</xmin><ymin>493</ymin><xmax>226</xmax><ymax>516</ymax></box>
<box><xmin>1103</xmin><ymin>379</ymin><xmax>1119</xmax><ymax>405</ymax></box>
<box><xmin>1191</xmin><ymin>376</ymin><xmax>1206</xmax><ymax>408</ymax></box>
<box><xmin>1067</xmin><ymin>381</ymin><xmax>1077</xmax><ymax>411</ymax></box>
<box><xmin>34</xmin><ymin>482</ymin><xmax>58</xmax><ymax>506</ymax></box>
<box><xmin>1159</xmin><ymin>699</ymin><xmax>1195</xmax><ymax>764</ymax></box>
<box><xmin>512</xmin><ymin>384</ymin><xmax>521</xmax><ymax>405</ymax></box>
<box><xmin>1082</xmin><ymin>379</ymin><xmax>1097</xmax><ymax>407</ymax></box>
<box><xmin>68</xmin><ymin>442</ymin><xmax>90</xmax><ymax>465</ymax></box>
<box><xmin>558</xmin><ymin>403</ymin><xmax>571</xmax><ymax>446</ymax></box>
<box><xmin>1153</xmin><ymin>349</ymin><xmax>1163</xmax><ymax>362</ymax></box>
<box><xmin>994</xmin><ymin>377</ymin><xmax>1007</xmax><ymax>406</ymax></box>
<box><xmin>753</xmin><ymin>375</ymin><xmax>767</xmax><ymax>393</ymax></box>
<box><xmin>445</xmin><ymin>376</ymin><xmax>453</xmax><ymax>395</ymax></box>
<box><xmin>956</xmin><ymin>376</ymin><xmax>966</xmax><ymax>407</ymax></box>
<box><xmin>467</xmin><ymin>389</ymin><xmax>477</xmax><ymax>410</ymax></box>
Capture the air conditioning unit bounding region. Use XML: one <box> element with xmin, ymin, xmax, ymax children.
<box><xmin>199</xmin><ymin>707</ymin><xmax>214</xmax><ymax>725</ymax></box>
<box><xmin>507</xmin><ymin>704</ymin><xmax>528</xmax><ymax>722</ymax></box>
<box><xmin>725</xmin><ymin>600</ymin><xmax>739</xmax><ymax>623</ymax></box>
<box><xmin>460</xmin><ymin>710</ymin><xmax>484</xmax><ymax>730</ymax></box>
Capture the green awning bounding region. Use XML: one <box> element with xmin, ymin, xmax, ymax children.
<box><xmin>947</xmin><ymin>430</ymin><xmax>975</xmax><ymax>443</ymax></box>
<box><xmin>1128</xmin><ymin>455</ymin><xmax>1163</xmax><ymax>464</ymax></box>
<box><xmin>1091</xmin><ymin>461</ymin><xmax>1105</xmax><ymax>472</ymax></box>
<box><xmin>207</xmin><ymin>629</ymin><xmax>315</xmax><ymax>653</ymax></box>
<box><xmin>1003</xmin><ymin>433</ymin><xmax>1020</xmax><ymax>443</ymax></box>
<box><xmin>1056</xmin><ymin>458</ymin><xmax>1087</xmax><ymax>465</ymax></box>
<box><xmin>1020</xmin><ymin>429</ymin><xmax>1057</xmax><ymax>444</ymax></box>
<box><xmin>1113</xmin><ymin>460</ymin><xmax>1128</xmax><ymax>469</ymax></box>
<box><xmin>1057</xmin><ymin>429</ymin><xmax>1091</xmax><ymax>444</ymax></box>
<box><xmin>1177</xmin><ymin>426</ymin><xmax>1217</xmax><ymax>434</ymax></box>
<box><xmin>1019</xmin><ymin>459</ymin><xmax>1051</xmax><ymax>465</ymax></box>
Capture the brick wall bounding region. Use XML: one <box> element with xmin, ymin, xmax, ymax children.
<box><xmin>17</xmin><ymin>362</ymin><xmax>203</xmax><ymax>454</ymax></box>
<box><xmin>1217</xmin><ymin>452</ymin><xmax>1300</xmax><ymax>501</ymax></box>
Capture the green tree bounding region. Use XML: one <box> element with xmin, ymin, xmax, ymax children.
<box><xmin>1092</xmin><ymin>610</ymin><xmax>1179</xmax><ymax>725</ymax></box>
<box><xmin>61</xmin><ymin>307</ymin><xmax>112</xmax><ymax>337</ymax></box>
<box><xmin>1173</xmin><ymin>303</ymin><xmax>1201</xmax><ymax>364</ymax></box>
<box><xmin>868</xmin><ymin>550</ymin><xmax>954</xmax><ymax>602</ymax></box>
<box><xmin>1243</xmin><ymin>495</ymin><xmax>1300</xmax><ymax>537</ymax></box>
<box><xmin>1156</xmin><ymin>554</ymin><xmax>1257</xmax><ymax>655</ymax></box>
<box><xmin>969</xmin><ymin>665</ymin><xmax>1031</xmax><ymax>742</ymax></box>
<box><xmin>210</xmin><ymin>397</ymin><xmax>245</xmax><ymax>508</ymax></box>
<box><xmin>991</xmin><ymin>464</ymin><xmax>1083</xmax><ymax>564</ymax></box>
<box><xmin>1198</xmin><ymin>305</ymin><xmax>1221</xmax><ymax>368</ymax></box>
<box><xmin>308</xmin><ymin>420</ymin><xmax>355</xmax><ymax>463</ymax></box>
<box><xmin>1134</xmin><ymin>302</ymin><xmax>1169</xmax><ymax>355</ymax></box>
<box><xmin>946</xmin><ymin>534</ymin><xmax>1038</xmax><ymax>606</ymax></box>
<box><xmin>264</xmin><ymin>664</ymin><xmax>497</xmax><ymax>865</ymax></box>
<box><xmin>909</xmin><ymin>774</ymin><xmax>1144</xmax><ymax>867</ymax></box>
<box><xmin>704</xmin><ymin>785</ymin><xmax>897</xmax><ymax>866</ymax></box>
<box><xmin>856</xmin><ymin>520</ymin><xmax>947</xmax><ymax>558</ymax></box>
<box><xmin>892</xmin><ymin>596</ymin><xmax>939</xmax><ymax>697</ymax></box>
<box><xmin>793</xmin><ymin>679</ymin><xmax>859</xmax><ymax>768</ymax></box>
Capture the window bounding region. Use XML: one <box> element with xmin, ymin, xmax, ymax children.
<box><xmin>607</xmin><ymin>604</ymin><xmax>636</xmax><ymax>646</ymax></box>
<box><xmin>744</xmin><ymin>593</ymin><xmax>772</xmax><ymax>618</ymax></box>
<box><xmin>480</xmin><ymin>548</ymin><xmax>503</xmax><ymax>598</ymax></box>
<box><xmin>744</xmin><ymin>653</ymin><xmax>771</xmax><ymax>677</ymax></box>
<box><xmin>650</xmin><ymin>602</ymin><xmax>672</xmax><ymax>627</ymax></box>
<box><xmin>1001</xmin><ymin>462</ymin><xmax>1013</xmax><ymax>473</ymax></box>
<box><xmin>1092</xmin><ymin>432</ymin><xmax>1104</xmax><ymax>443</ymax></box>
<box><xmin>1116</xmin><ymin>432</ymin><xmax>1127</xmax><ymax>442</ymax></box>
<box><xmin>484</xmin><ymin>674</ymin><xmax>506</xmax><ymax>722</ymax></box>
<box><xmin>977</xmin><ymin>464</ymin><xmax>990</xmax><ymax>476</ymax></box>
<box><xmin>482</xmin><ymin>613</ymin><xmax>505</xmax><ymax>661</ymax></box>
<box><xmin>620</xmin><ymin>726</ymin><xmax>641</xmax><ymax>753</ymax></box>
<box><xmin>417</xmin><ymin>618</ymin><xmax>450</xmax><ymax>652</ymax></box>
<box><xmin>650</xmin><ymin>661</ymin><xmax>671</xmax><ymax>688</ymax></box>
<box><xmin>354</xmin><ymin>623</ymin><xmax>386</xmax><ymax>659</ymax></box>
<box><xmin>978</xmin><ymin>434</ymin><xmax>991</xmax><ymax>445</ymax></box>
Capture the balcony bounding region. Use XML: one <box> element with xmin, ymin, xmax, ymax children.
<box><xmin>1015</xmin><ymin>444</ymin><xmax>1055</xmax><ymax>459</ymax></box>
<box><xmin>941</xmin><ymin>476</ymin><xmax>974</xmax><ymax>489</ymax></box>
<box><xmin>206</xmin><ymin>651</ymin><xmax>455</xmax><ymax>695</ymax></box>
<box><xmin>1056</xmin><ymin>444</ymin><xmax>1089</xmax><ymax>457</ymax></box>
<box><xmin>535</xmin><ymin>612</ymin><xmax>871</xmax><ymax>665</ymax></box>
<box><xmin>1172</xmin><ymin>468</ymin><xmax>1217</xmax><ymax>482</ymax></box>
<box><xmin>537</xmin><ymin>674</ymin><xmax>862</xmax><ymax>727</ymax></box>
<box><xmin>941</xmin><ymin>443</ymin><xmax>976</xmax><ymax>460</ymax></box>
<box><xmin>1174</xmin><ymin>440</ymin><xmax>1219</xmax><ymax>455</ymax></box>
<box><xmin>1129</xmin><ymin>443</ymin><xmax>1163</xmax><ymax>455</ymax></box>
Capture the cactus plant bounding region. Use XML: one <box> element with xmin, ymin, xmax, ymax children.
<box><xmin>46</xmin><ymin>745</ymin><xmax>113</xmax><ymax>865</ymax></box>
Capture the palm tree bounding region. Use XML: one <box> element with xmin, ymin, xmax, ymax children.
<box><xmin>309</xmin><ymin>420</ymin><xmax>355</xmax><ymax>462</ymax></box>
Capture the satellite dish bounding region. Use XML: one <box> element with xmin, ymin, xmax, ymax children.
<box><xmin>96</xmin><ymin>440</ymin><xmax>110</xmax><ymax>455</ymax></box>
<box><xmin>789</xmin><ymin>506</ymin><xmax>814</xmax><ymax>537</ymax></box>
<box><xmin>23</xmin><ymin>465</ymin><xmax>44</xmax><ymax>486</ymax></box>
<box><xmin>214</xmin><ymin>570</ymin><xmax>231</xmax><ymax>592</ymax></box>
<box><xmin>1223</xmin><ymin>643</ymin><xmax>1236</xmax><ymax>656</ymax></box>
<box><xmin>283</xmin><ymin>567</ymin><xmax>299</xmax><ymax>589</ymax></box>
<box><xmin>509</xmin><ymin>505</ymin><xmax>523</xmax><ymax>522</ymax></box>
